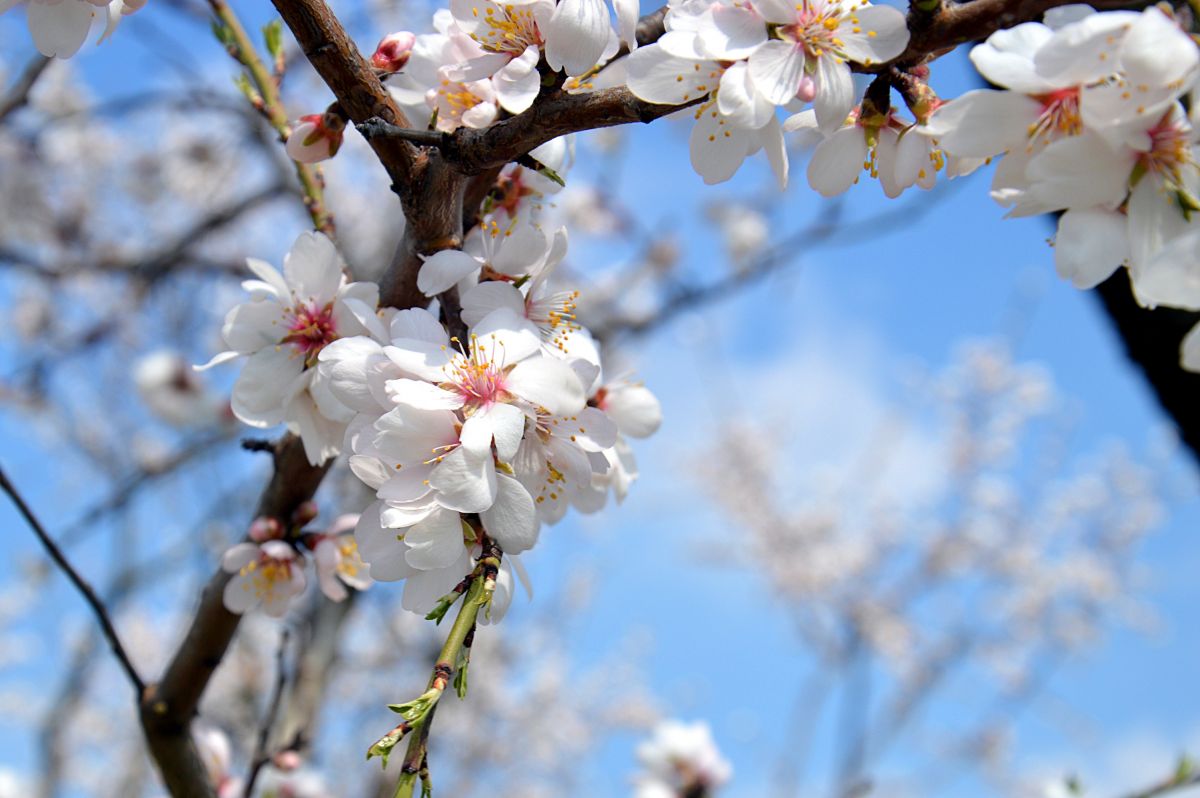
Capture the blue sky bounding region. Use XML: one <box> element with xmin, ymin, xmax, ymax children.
<box><xmin>2</xmin><ymin>3</ymin><xmax>1199</xmax><ymax>797</ymax></box>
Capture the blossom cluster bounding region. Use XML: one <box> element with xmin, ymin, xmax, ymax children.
<box><xmin>2</xmin><ymin>0</ymin><xmax>144</xmax><ymax>58</ymax></box>
<box><xmin>922</xmin><ymin>7</ymin><xmax>1200</xmax><ymax>358</ymax></box>
<box><xmin>201</xmin><ymin>227</ymin><xmax>660</xmax><ymax>619</ymax></box>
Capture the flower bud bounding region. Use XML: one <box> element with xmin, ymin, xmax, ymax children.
<box><xmin>371</xmin><ymin>31</ymin><xmax>416</xmax><ymax>73</ymax></box>
<box><xmin>249</xmin><ymin>517</ymin><xmax>282</xmax><ymax>543</ymax></box>
<box><xmin>292</xmin><ymin>500</ymin><xmax>319</xmax><ymax>527</ymax></box>
<box><xmin>271</xmin><ymin>750</ymin><xmax>303</xmax><ymax>771</ymax></box>
<box><xmin>795</xmin><ymin>75</ymin><xmax>817</xmax><ymax>104</ymax></box>
<box><xmin>285</xmin><ymin>112</ymin><xmax>345</xmax><ymax>164</ymax></box>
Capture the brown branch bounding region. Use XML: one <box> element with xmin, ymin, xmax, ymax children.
<box><xmin>0</xmin><ymin>465</ymin><xmax>146</xmax><ymax>695</ymax></box>
<box><xmin>0</xmin><ymin>55</ymin><xmax>52</xmax><ymax>122</ymax></box>
<box><xmin>139</xmin><ymin>435</ymin><xmax>328</xmax><ymax>798</ymax></box>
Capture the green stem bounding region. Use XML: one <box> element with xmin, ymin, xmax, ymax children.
<box><xmin>208</xmin><ymin>0</ymin><xmax>335</xmax><ymax>237</ymax></box>
<box><xmin>392</xmin><ymin>549</ymin><xmax>500</xmax><ymax>798</ymax></box>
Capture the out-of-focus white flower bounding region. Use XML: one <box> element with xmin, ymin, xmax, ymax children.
<box><xmin>193</xmin><ymin>722</ymin><xmax>245</xmax><ymax>798</ymax></box>
<box><xmin>134</xmin><ymin>350</ymin><xmax>226</xmax><ymax>427</ymax></box>
<box><xmin>634</xmin><ymin>720</ymin><xmax>732</xmax><ymax>796</ymax></box>
<box><xmin>312</xmin><ymin>514</ymin><xmax>372</xmax><ymax>602</ymax></box>
<box><xmin>221</xmin><ymin>540</ymin><xmax>307</xmax><ymax>617</ymax></box>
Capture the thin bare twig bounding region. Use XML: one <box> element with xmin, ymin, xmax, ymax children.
<box><xmin>243</xmin><ymin>629</ymin><xmax>292</xmax><ymax>798</ymax></box>
<box><xmin>0</xmin><ymin>465</ymin><xmax>146</xmax><ymax>695</ymax></box>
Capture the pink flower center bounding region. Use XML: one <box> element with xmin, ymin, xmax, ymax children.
<box><xmin>778</xmin><ymin>6</ymin><xmax>844</xmax><ymax>58</ymax></box>
<box><xmin>1140</xmin><ymin>113</ymin><xmax>1195</xmax><ymax>188</ymax></box>
<box><xmin>282</xmin><ymin>301</ymin><xmax>337</xmax><ymax>365</ymax></box>
<box><xmin>473</xmin><ymin>5</ymin><xmax>542</xmax><ymax>55</ymax></box>
<box><xmin>448</xmin><ymin>340</ymin><xmax>508</xmax><ymax>407</ymax></box>
<box><xmin>1028</xmin><ymin>88</ymin><xmax>1082</xmax><ymax>144</ymax></box>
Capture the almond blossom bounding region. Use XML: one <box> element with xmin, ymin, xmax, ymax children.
<box><xmin>196</xmin><ymin>232</ymin><xmax>380</xmax><ymax>465</ymax></box>
<box><xmin>311</xmin><ymin>514</ymin><xmax>372</xmax><ymax>602</ymax></box>
<box><xmin>221</xmin><ymin>540</ymin><xmax>307</xmax><ymax>618</ymax></box>
<box><xmin>625</xmin><ymin>44</ymin><xmax>788</xmax><ymax>186</ymax></box>
<box><xmin>746</xmin><ymin>0</ymin><xmax>908</xmax><ymax>131</ymax></box>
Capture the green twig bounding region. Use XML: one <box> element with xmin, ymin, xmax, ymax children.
<box><xmin>208</xmin><ymin>0</ymin><xmax>335</xmax><ymax>236</ymax></box>
<box><xmin>381</xmin><ymin>542</ymin><xmax>502</xmax><ymax>798</ymax></box>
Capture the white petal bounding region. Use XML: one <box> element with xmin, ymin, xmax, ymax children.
<box><xmin>403</xmin><ymin>509</ymin><xmax>466</xmax><ymax>570</ymax></box>
<box><xmin>1053</xmin><ymin>208</ymin><xmax>1128</xmax><ymax>289</ymax></box>
<box><xmin>284</xmin><ymin>231</ymin><xmax>343</xmax><ymax>305</ymax></box>
<box><xmin>429</xmin><ymin>446</ymin><xmax>498</xmax><ymax>513</ymax></box>
<box><xmin>461</xmin><ymin>402</ymin><xmax>527</xmax><ymax>461</ymax></box>
<box><xmin>27</xmin><ymin>0</ymin><xmax>94</xmax><ymax>58</ymax></box>
<box><xmin>544</xmin><ymin>0</ymin><xmax>611</xmax><ymax>77</ymax></box>
<box><xmin>837</xmin><ymin>5</ymin><xmax>909</xmax><ymax>67</ymax></box>
<box><xmin>222</xmin><ymin>299</ymin><xmax>286</xmax><ymax>353</ymax></box>
<box><xmin>613</xmin><ymin>0</ymin><xmax>639</xmax><ymax>49</ymax></box>
<box><xmin>389</xmin><ymin>307</ymin><xmax>449</xmax><ymax>345</ymax></box>
<box><xmin>699</xmin><ymin>5</ymin><xmax>766</xmax><ymax>61</ymax></box>
<box><xmin>418</xmin><ymin>249</ymin><xmax>483</xmax><ymax>297</ymax></box>
<box><xmin>689</xmin><ymin>105</ymin><xmax>752</xmax><ymax>185</ymax></box>
<box><xmin>461</xmin><ymin>281</ymin><xmax>527</xmax><ymax>328</ymax></box>
<box><xmin>806</xmin><ymin>125</ymin><xmax>866</xmax><ymax>197</ymax></box>
<box><xmin>812</xmin><ymin>56</ymin><xmax>854</xmax><ymax>134</ymax></box>
<box><xmin>923</xmin><ymin>89</ymin><xmax>1039</xmax><ymax>159</ymax></box>
<box><xmin>1120</xmin><ymin>7</ymin><xmax>1198</xmax><ymax>89</ymax></box>
<box><xmin>507</xmin><ymin>356</ymin><xmax>586</xmax><ymax>415</ymax></box>
<box><xmin>1181</xmin><ymin>321</ymin><xmax>1200</xmax><ymax>372</ymax></box>
<box><xmin>967</xmin><ymin>22</ymin><xmax>1054</xmax><ymax>93</ymax></box>
<box><xmin>717</xmin><ymin>61</ymin><xmax>773</xmax><ymax>130</ymax></box>
<box><xmin>1026</xmin><ymin>133</ymin><xmax>1131</xmax><ymax>211</ymax></box>
<box><xmin>481</xmin><ymin>474</ymin><xmax>538</xmax><ymax>554</ymax></box>
<box><xmin>626</xmin><ymin>45</ymin><xmax>720</xmax><ymax>105</ymax></box>
<box><xmin>748</xmin><ymin>39</ymin><xmax>805</xmax><ymax>107</ymax></box>
<box><xmin>231</xmin><ymin>347</ymin><xmax>305</xmax><ymax>428</ymax></box>
<box><xmin>385</xmin><ymin>378</ymin><xmax>465</xmax><ymax>410</ymax></box>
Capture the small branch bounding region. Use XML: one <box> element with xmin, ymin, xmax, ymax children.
<box><xmin>243</xmin><ymin>629</ymin><xmax>292</xmax><ymax>798</ymax></box>
<box><xmin>1117</xmin><ymin>761</ymin><xmax>1200</xmax><ymax>798</ymax></box>
<box><xmin>388</xmin><ymin>541</ymin><xmax>502</xmax><ymax>798</ymax></box>
<box><xmin>0</xmin><ymin>465</ymin><xmax>146</xmax><ymax>695</ymax></box>
<box><xmin>356</xmin><ymin>118</ymin><xmax>448</xmax><ymax>148</ymax></box>
<box><xmin>208</xmin><ymin>0</ymin><xmax>335</xmax><ymax>236</ymax></box>
<box><xmin>0</xmin><ymin>55</ymin><xmax>52</xmax><ymax>122</ymax></box>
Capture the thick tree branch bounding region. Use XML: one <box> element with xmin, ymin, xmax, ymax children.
<box><xmin>139</xmin><ymin>435</ymin><xmax>328</xmax><ymax>798</ymax></box>
<box><xmin>1096</xmin><ymin>274</ymin><xmax>1200</xmax><ymax>467</ymax></box>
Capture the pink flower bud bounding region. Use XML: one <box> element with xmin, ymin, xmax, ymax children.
<box><xmin>292</xmin><ymin>500</ymin><xmax>319</xmax><ymax>527</ymax></box>
<box><xmin>272</xmin><ymin>750</ymin><xmax>303</xmax><ymax>771</ymax></box>
<box><xmin>249</xmin><ymin>517</ymin><xmax>282</xmax><ymax>543</ymax></box>
<box><xmin>795</xmin><ymin>75</ymin><xmax>817</xmax><ymax>104</ymax></box>
<box><xmin>371</xmin><ymin>31</ymin><xmax>416</xmax><ymax>72</ymax></box>
<box><xmin>285</xmin><ymin>113</ymin><xmax>344</xmax><ymax>164</ymax></box>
